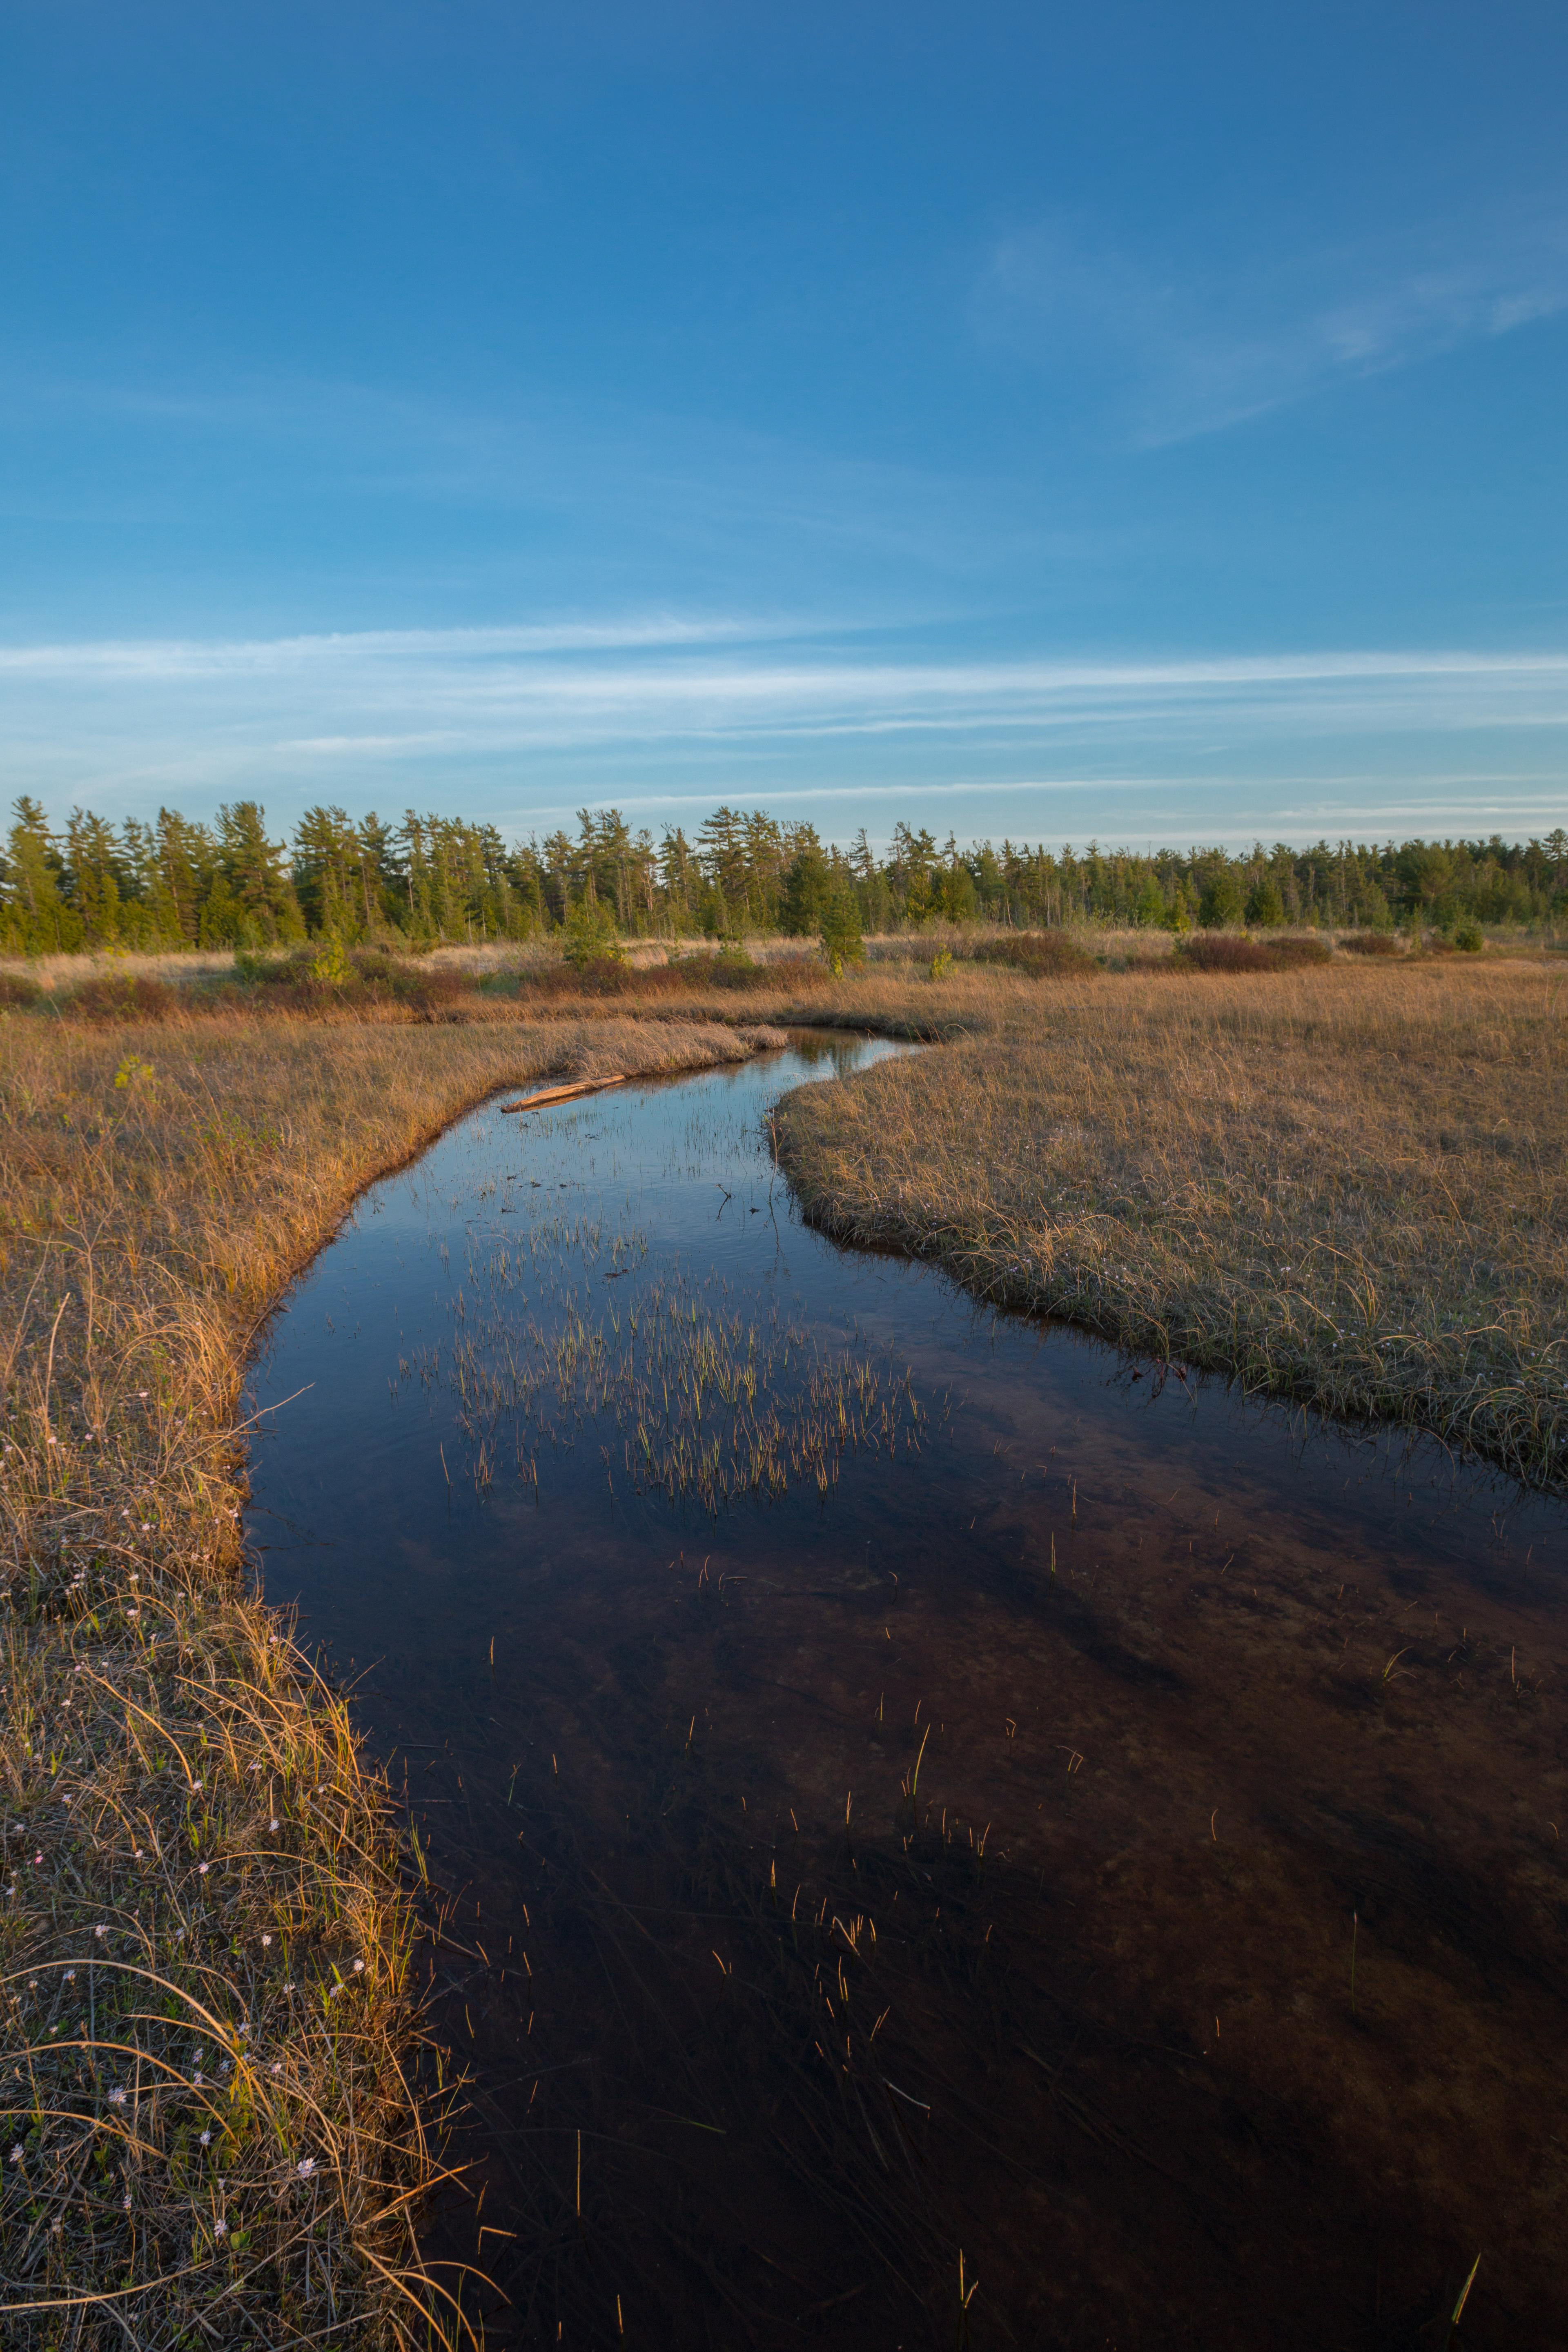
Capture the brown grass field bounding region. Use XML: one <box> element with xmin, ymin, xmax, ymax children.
<box><xmin>1</xmin><ymin>941</ymin><xmax>1563</xmax><ymax>2343</ymax></box>
<box><xmin>0</xmin><ymin>998</ymin><xmax>791</xmax><ymax>2348</ymax></box>
<box><xmin>775</xmin><ymin>953</ymin><xmax>1568</xmax><ymax>1494</ymax></box>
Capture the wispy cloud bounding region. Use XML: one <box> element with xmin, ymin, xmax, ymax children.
<box><xmin>974</xmin><ymin>209</ymin><xmax>1568</xmax><ymax>445</ymax></box>
<box><xmin>1</xmin><ymin>616</ymin><xmax>1564</xmax><ymax>841</ymax></box>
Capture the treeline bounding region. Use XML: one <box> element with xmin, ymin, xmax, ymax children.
<box><xmin>1</xmin><ymin>793</ymin><xmax>1564</xmax><ymax>954</ymax></box>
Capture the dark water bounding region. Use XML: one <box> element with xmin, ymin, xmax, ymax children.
<box><xmin>247</xmin><ymin>1036</ymin><xmax>1568</xmax><ymax>2351</ymax></box>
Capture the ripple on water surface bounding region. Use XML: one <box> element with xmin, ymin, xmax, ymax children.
<box><xmin>246</xmin><ymin>1033</ymin><xmax>1568</xmax><ymax>2351</ymax></box>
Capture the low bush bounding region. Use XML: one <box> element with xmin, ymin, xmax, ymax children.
<box><xmin>514</xmin><ymin>951</ymin><xmax>833</xmax><ymax>1002</ymax></box>
<box><xmin>1177</xmin><ymin>934</ymin><xmax>1332</xmax><ymax>974</ymax></box>
<box><xmin>0</xmin><ymin>969</ymin><xmax>43</xmax><ymax>1008</ymax></box>
<box><xmin>63</xmin><ymin>972</ymin><xmax>180</xmax><ymax>1020</ymax></box>
<box><xmin>1336</xmin><ymin>931</ymin><xmax>1401</xmax><ymax>957</ymax></box>
<box><xmin>967</xmin><ymin>932</ymin><xmax>1096</xmax><ymax>978</ymax></box>
<box><xmin>1452</xmin><ymin>920</ymin><xmax>1486</xmax><ymax>953</ymax></box>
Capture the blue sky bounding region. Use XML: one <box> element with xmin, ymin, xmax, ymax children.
<box><xmin>2</xmin><ymin>0</ymin><xmax>1565</xmax><ymax>849</ymax></box>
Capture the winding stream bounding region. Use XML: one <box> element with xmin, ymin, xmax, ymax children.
<box><xmin>246</xmin><ymin>1035</ymin><xmax>1568</xmax><ymax>2350</ymax></box>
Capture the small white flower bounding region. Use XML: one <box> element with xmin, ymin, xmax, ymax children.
<box><xmin>63</xmin><ymin>1970</ymin><xmax>75</xmax><ymax>1984</ymax></box>
<box><xmin>9</xmin><ymin>2144</ymin><xmax>22</xmax><ymax>2165</ymax></box>
<box><xmin>133</xmin><ymin>1848</ymin><xmax>144</xmax><ymax>1859</ymax></box>
<box><xmin>198</xmin><ymin>1862</ymin><xmax>209</xmax><ymax>1875</ymax></box>
<box><xmin>94</xmin><ymin>1923</ymin><xmax>108</xmax><ymax>1939</ymax></box>
<box><xmin>283</xmin><ymin>1980</ymin><xmax>295</xmax><ymax>1993</ymax></box>
<box><xmin>270</xmin><ymin>1818</ymin><xmax>280</xmax><ymax>1831</ymax></box>
<box><xmin>199</xmin><ymin>2129</ymin><xmax>211</xmax><ymax>2146</ymax></box>
<box><xmin>261</xmin><ymin>1933</ymin><xmax>272</xmax><ymax>1946</ymax></box>
<box><xmin>214</xmin><ymin>2215</ymin><xmax>227</xmax><ymax>2235</ymax></box>
<box><xmin>296</xmin><ymin>2156</ymin><xmax>316</xmax><ymax>2178</ymax></box>
<box><xmin>352</xmin><ymin>1957</ymin><xmax>364</xmax><ymax>1973</ymax></box>
<box><xmin>122</xmin><ymin>2193</ymin><xmax>131</xmax><ymax>2210</ymax></box>
<box><xmin>193</xmin><ymin>2071</ymin><xmax>203</xmax><ymax>2086</ymax></box>
<box><xmin>191</xmin><ymin>1779</ymin><xmax>203</xmax><ymax>1792</ymax></box>
<box><xmin>108</xmin><ymin>2085</ymin><xmax>127</xmax><ymax>2107</ymax></box>
<box><xmin>271</xmin><ymin>2060</ymin><xmax>283</xmax><ymax>2076</ymax></box>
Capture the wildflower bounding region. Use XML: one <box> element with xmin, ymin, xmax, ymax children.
<box><xmin>133</xmin><ymin>1848</ymin><xmax>144</xmax><ymax>1860</ymax></box>
<box><xmin>9</xmin><ymin>2144</ymin><xmax>22</xmax><ymax>2165</ymax></box>
<box><xmin>193</xmin><ymin>2071</ymin><xmax>203</xmax><ymax>2086</ymax></box>
<box><xmin>352</xmin><ymin>1957</ymin><xmax>365</xmax><ymax>1973</ymax></box>
<box><xmin>198</xmin><ymin>1862</ymin><xmax>209</xmax><ymax>1875</ymax></box>
<box><xmin>283</xmin><ymin>1981</ymin><xmax>295</xmax><ymax>1993</ymax></box>
<box><xmin>296</xmin><ymin>2156</ymin><xmax>316</xmax><ymax>2179</ymax></box>
<box><xmin>108</xmin><ymin>2085</ymin><xmax>127</xmax><ymax>2107</ymax></box>
<box><xmin>63</xmin><ymin>1969</ymin><xmax>75</xmax><ymax>1983</ymax></box>
<box><xmin>270</xmin><ymin>1818</ymin><xmax>280</xmax><ymax>1831</ymax></box>
<box><xmin>214</xmin><ymin>2216</ymin><xmax>227</xmax><ymax>2235</ymax></box>
<box><xmin>33</xmin><ymin>1851</ymin><xmax>42</xmax><ymax>1865</ymax></box>
<box><xmin>199</xmin><ymin>2129</ymin><xmax>211</xmax><ymax>2146</ymax></box>
<box><xmin>191</xmin><ymin>1778</ymin><xmax>203</xmax><ymax>1792</ymax></box>
<box><xmin>271</xmin><ymin>2060</ymin><xmax>283</xmax><ymax>2076</ymax></box>
<box><xmin>122</xmin><ymin>2193</ymin><xmax>131</xmax><ymax>2211</ymax></box>
<box><xmin>94</xmin><ymin>1923</ymin><xmax>108</xmax><ymax>1939</ymax></box>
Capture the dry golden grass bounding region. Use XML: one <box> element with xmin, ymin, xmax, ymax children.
<box><xmin>774</xmin><ymin>956</ymin><xmax>1568</xmax><ymax>1491</ymax></box>
<box><xmin>4</xmin><ymin>943</ymin><xmax>1562</xmax><ymax>2337</ymax></box>
<box><xmin>0</xmin><ymin>1002</ymin><xmax>787</xmax><ymax>2347</ymax></box>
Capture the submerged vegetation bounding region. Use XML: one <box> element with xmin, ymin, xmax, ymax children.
<box><xmin>0</xmin><ymin>1007</ymin><xmax>792</xmax><ymax>2345</ymax></box>
<box><xmin>2</xmin><ymin>931</ymin><xmax>1565</xmax><ymax>2336</ymax></box>
<box><xmin>440</xmin><ymin>1223</ymin><xmax>920</xmax><ymax>1510</ymax></box>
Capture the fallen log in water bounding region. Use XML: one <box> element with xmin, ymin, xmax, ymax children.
<box><xmin>500</xmin><ymin>1072</ymin><xmax>628</xmax><ymax>1113</ymax></box>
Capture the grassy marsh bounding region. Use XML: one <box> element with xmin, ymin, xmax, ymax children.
<box><xmin>4</xmin><ymin>940</ymin><xmax>1565</xmax><ymax>2341</ymax></box>
<box><xmin>0</xmin><ymin>1004</ymin><xmax>795</xmax><ymax>2345</ymax></box>
<box><xmin>774</xmin><ymin>955</ymin><xmax>1568</xmax><ymax>1491</ymax></box>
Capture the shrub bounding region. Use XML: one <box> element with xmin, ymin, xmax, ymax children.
<box><xmin>1452</xmin><ymin>920</ymin><xmax>1485</xmax><ymax>953</ymax></box>
<box><xmin>1267</xmin><ymin>936</ymin><xmax>1333</xmax><ymax>969</ymax></box>
<box><xmin>818</xmin><ymin>880</ymin><xmax>865</xmax><ymax>978</ymax></box>
<box><xmin>65</xmin><ymin>973</ymin><xmax>179</xmax><ymax>1021</ymax></box>
<box><xmin>970</xmin><ymin>932</ymin><xmax>1095</xmax><ymax>978</ymax></box>
<box><xmin>563</xmin><ymin>899</ymin><xmax>624</xmax><ymax>971</ymax></box>
<box><xmin>1177</xmin><ymin>934</ymin><xmax>1331</xmax><ymax>974</ymax></box>
<box><xmin>1337</xmin><ymin>932</ymin><xmax>1401</xmax><ymax>957</ymax></box>
<box><xmin>0</xmin><ymin>970</ymin><xmax>42</xmax><ymax>1008</ymax></box>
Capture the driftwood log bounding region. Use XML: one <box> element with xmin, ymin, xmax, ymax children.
<box><xmin>499</xmin><ymin>1073</ymin><xmax>628</xmax><ymax>1114</ymax></box>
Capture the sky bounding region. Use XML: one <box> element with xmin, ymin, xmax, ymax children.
<box><xmin>1</xmin><ymin>0</ymin><xmax>1565</xmax><ymax>851</ymax></box>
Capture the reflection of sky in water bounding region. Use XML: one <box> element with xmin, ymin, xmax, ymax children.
<box><xmin>242</xmin><ymin>1032</ymin><xmax>1568</xmax><ymax>2349</ymax></box>
<box><xmin>245</xmin><ymin>1031</ymin><xmax>1561</xmax><ymax>1715</ymax></box>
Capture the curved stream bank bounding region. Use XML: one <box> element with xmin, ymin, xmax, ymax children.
<box><xmin>245</xmin><ymin>1034</ymin><xmax>1568</xmax><ymax>2351</ymax></box>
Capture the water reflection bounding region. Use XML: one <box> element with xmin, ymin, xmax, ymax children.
<box><xmin>247</xmin><ymin>1034</ymin><xmax>1567</xmax><ymax>2350</ymax></box>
